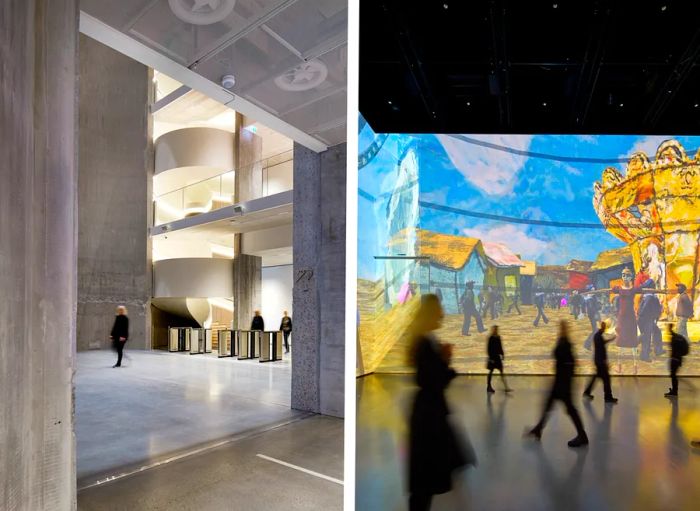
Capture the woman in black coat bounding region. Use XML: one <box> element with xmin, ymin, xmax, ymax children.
<box><xmin>110</xmin><ymin>305</ymin><xmax>129</xmax><ymax>368</ymax></box>
<box><xmin>408</xmin><ymin>294</ymin><xmax>473</xmax><ymax>511</ymax></box>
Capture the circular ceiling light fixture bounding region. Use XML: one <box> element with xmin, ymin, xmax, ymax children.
<box><xmin>274</xmin><ymin>60</ymin><xmax>328</xmax><ymax>92</ymax></box>
<box><xmin>168</xmin><ymin>0</ymin><xmax>236</xmax><ymax>26</ymax></box>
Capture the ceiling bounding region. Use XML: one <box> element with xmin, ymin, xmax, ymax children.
<box><xmin>82</xmin><ymin>0</ymin><xmax>347</xmax><ymax>147</ymax></box>
<box><xmin>360</xmin><ymin>0</ymin><xmax>700</xmax><ymax>135</ymax></box>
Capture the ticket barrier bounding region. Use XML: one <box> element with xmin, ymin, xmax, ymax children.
<box><xmin>217</xmin><ymin>330</ymin><xmax>239</xmax><ymax>358</ymax></box>
<box><xmin>168</xmin><ymin>327</ymin><xmax>190</xmax><ymax>352</ymax></box>
<box><xmin>238</xmin><ymin>330</ymin><xmax>260</xmax><ymax>360</ymax></box>
<box><xmin>259</xmin><ymin>331</ymin><xmax>283</xmax><ymax>363</ymax></box>
<box><xmin>189</xmin><ymin>328</ymin><xmax>212</xmax><ymax>355</ymax></box>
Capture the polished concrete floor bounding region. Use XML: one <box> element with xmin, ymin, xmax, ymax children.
<box><xmin>357</xmin><ymin>374</ymin><xmax>700</xmax><ymax>511</ymax></box>
<box><xmin>76</xmin><ymin>350</ymin><xmax>301</xmax><ymax>485</ymax></box>
<box><xmin>77</xmin><ymin>414</ymin><xmax>343</xmax><ymax>511</ymax></box>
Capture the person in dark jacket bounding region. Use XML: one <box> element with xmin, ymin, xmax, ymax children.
<box><xmin>583</xmin><ymin>287</ymin><xmax>600</xmax><ymax>350</ymax></box>
<box><xmin>527</xmin><ymin>321</ymin><xmax>589</xmax><ymax>447</ymax></box>
<box><xmin>665</xmin><ymin>323</ymin><xmax>689</xmax><ymax>398</ymax></box>
<box><xmin>460</xmin><ymin>281</ymin><xmax>486</xmax><ymax>336</ymax></box>
<box><xmin>251</xmin><ymin>310</ymin><xmax>265</xmax><ymax>331</ymax></box>
<box><xmin>110</xmin><ymin>305</ymin><xmax>129</xmax><ymax>368</ymax></box>
<box><xmin>408</xmin><ymin>294</ymin><xmax>474</xmax><ymax>511</ymax></box>
<box><xmin>533</xmin><ymin>287</ymin><xmax>549</xmax><ymax>326</ymax></box>
<box><xmin>279</xmin><ymin>310</ymin><xmax>292</xmax><ymax>353</ymax></box>
<box><xmin>582</xmin><ymin>321</ymin><xmax>618</xmax><ymax>403</ymax></box>
<box><xmin>486</xmin><ymin>326</ymin><xmax>513</xmax><ymax>393</ymax></box>
<box><xmin>675</xmin><ymin>283</ymin><xmax>693</xmax><ymax>341</ymax></box>
<box><xmin>637</xmin><ymin>279</ymin><xmax>664</xmax><ymax>361</ymax></box>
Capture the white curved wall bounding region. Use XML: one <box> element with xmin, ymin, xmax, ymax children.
<box><xmin>155</xmin><ymin>127</ymin><xmax>234</xmax><ymax>176</ymax></box>
<box><xmin>154</xmin><ymin>258</ymin><xmax>233</xmax><ymax>298</ymax></box>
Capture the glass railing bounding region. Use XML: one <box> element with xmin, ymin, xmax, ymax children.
<box><xmin>153</xmin><ymin>150</ymin><xmax>293</xmax><ymax>226</ymax></box>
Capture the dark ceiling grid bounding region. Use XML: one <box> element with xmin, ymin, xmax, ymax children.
<box><xmin>360</xmin><ymin>0</ymin><xmax>700</xmax><ymax>135</ymax></box>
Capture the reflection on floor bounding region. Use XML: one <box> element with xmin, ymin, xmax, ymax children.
<box><xmin>78</xmin><ymin>414</ymin><xmax>344</xmax><ymax>511</ymax></box>
<box><xmin>76</xmin><ymin>350</ymin><xmax>301</xmax><ymax>485</ymax></box>
<box><xmin>357</xmin><ymin>374</ymin><xmax>700</xmax><ymax>511</ymax></box>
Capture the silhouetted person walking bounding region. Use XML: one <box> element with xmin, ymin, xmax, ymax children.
<box><xmin>110</xmin><ymin>305</ymin><xmax>129</xmax><ymax>368</ymax></box>
<box><xmin>486</xmin><ymin>326</ymin><xmax>512</xmax><ymax>393</ymax></box>
<box><xmin>507</xmin><ymin>290</ymin><xmax>521</xmax><ymax>315</ymax></box>
<box><xmin>675</xmin><ymin>283</ymin><xmax>693</xmax><ymax>341</ymax></box>
<box><xmin>665</xmin><ymin>323</ymin><xmax>690</xmax><ymax>398</ymax></box>
<box><xmin>279</xmin><ymin>310</ymin><xmax>292</xmax><ymax>353</ymax></box>
<box><xmin>527</xmin><ymin>321</ymin><xmax>589</xmax><ymax>447</ymax></box>
<box><xmin>533</xmin><ymin>287</ymin><xmax>549</xmax><ymax>326</ymax></box>
<box><xmin>408</xmin><ymin>294</ymin><xmax>473</xmax><ymax>511</ymax></box>
<box><xmin>460</xmin><ymin>281</ymin><xmax>485</xmax><ymax>336</ymax></box>
<box><xmin>583</xmin><ymin>321</ymin><xmax>618</xmax><ymax>403</ymax></box>
<box><xmin>637</xmin><ymin>279</ymin><xmax>663</xmax><ymax>361</ymax></box>
<box><xmin>250</xmin><ymin>310</ymin><xmax>265</xmax><ymax>331</ymax></box>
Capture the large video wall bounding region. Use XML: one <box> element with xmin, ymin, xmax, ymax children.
<box><xmin>357</xmin><ymin>116</ymin><xmax>700</xmax><ymax>376</ymax></box>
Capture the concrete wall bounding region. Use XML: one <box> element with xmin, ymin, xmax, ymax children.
<box><xmin>292</xmin><ymin>143</ymin><xmax>346</xmax><ymax>417</ymax></box>
<box><xmin>78</xmin><ymin>34</ymin><xmax>152</xmax><ymax>350</ymax></box>
<box><xmin>0</xmin><ymin>1</ymin><xmax>78</xmax><ymax>508</ymax></box>
<box><xmin>262</xmin><ymin>265</ymin><xmax>294</xmax><ymax>333</ymax></box>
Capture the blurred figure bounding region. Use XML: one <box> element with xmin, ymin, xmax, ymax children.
<box><xmin>486</xmin><ymin>326</ymin><xmax>512</xmax><ymax>394</ymax></box>
<box><xmin>637</xmin><ymin>279</ymin><xmax>663</xmax><ymax>361</ymax></box>
<box><xmin>665</xmin><ymin>323</ymin><xmax>690</xmax><ymax>398</ymax></box>
<box><xmin>408</xmin><ymin>294</ymin><xmax>474</xmax><ymax>511</ymax></box>
<box><xmin>527</xmin><ymin>321</ymin><xmax>589</xmax><ymax>447</ymax></box>
<box><xmin>460</xmin><ymin>281</ymin><xmax>485</xmax><ymax>336</ymax></box>
<box><xmin>691</xmin><ymin>439</ymin><xmax>700</xmax><ymax>449</ymax></box>
<box><xmin>582</xmin><ymin>321</ymin><xmax>618</xmax><ymax>403</ymax></box>
<box><xmin>485</xmin><ymin>285</ymin><xmax>499</xmax><ymax>320</ymax></box>
<box><xmin>675</xmin><ymin>283</ymin><xmax>693</xmax><ymax>341</ymax></box>
<box><xmin>279</xmin><ymin>310</ymin><xmax>292</xmax><ymax>353</ymax></box>
<box><xmin>110</xmin><ymin>305</ymin><xmax>129</xmax><ymax>368</ymax></box>
<box><xmin>533</xmin><ymin>287</ymin><xmax>549</xmax><ymax>327</ymax></box>
<box><xmin>251</xmin><ymin>310</ymin><xmax>265</xmax><ymax>331</ymax></box>
<box><xmin>506</xmin><ymin>288</ymin><xmax>521</xmax><ymax>315</ymax></box>
<box><xmin>583</xmin><ymin>286</ymin><xmax>600</xmax><ymax>350</ymax></box>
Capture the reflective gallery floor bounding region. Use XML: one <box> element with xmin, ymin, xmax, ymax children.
<box><xmin>75</xmin><ymin>350</ymin><xmax>301</xmax><ymax>485</ymax></box>
<box><xmin>357</xmin><ymin>374</ymin><xmax>700</xmax><ymax>511</ymax></box>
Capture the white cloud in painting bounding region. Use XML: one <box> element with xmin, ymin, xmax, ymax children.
<box><xmin>622</xmin><ymin>135</ymin><xmax>674</xmax><ymax>161</ymax></box>
<box><xmin>462</xmin><ymin>223</ymin><xmax>550</xmax><ymax>260</ymax></box>
<box><xmin>575</xmin><ymin>135</ymin><xmax>597</xmax><ymax>144</ymax></box>
<box><xmin>436</xmin><ymin>134</ymin><xmax>533</xmax><ymax>196</ymax></box>
<box><xmin>421</xmin><ymin>186</ymin><xmax>450</xmax><ymax>205</ymax></box>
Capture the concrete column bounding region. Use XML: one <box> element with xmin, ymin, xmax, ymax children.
<box><xmin>0</xmin><ymin>0</ymin><xmax>78</xmax><ymax>509</ymax></box>
<box><xmin>77</xmin><ymin>34</ymin><xmax>152</xmax><ymax>350</ymax></box>
<box><xmin>233</xmin><ymin>254</ymin><xmax>262</xmax><ymax>330</ymax></box>
<box><xmin>234</xmin><ymin>113</ymin><xmax>263</xmax><ymax>203</ymax></box>
<box><xmin>292</xmin><ymin>142</ymin><xmax>346</xmax><ymax>417</ymax></box>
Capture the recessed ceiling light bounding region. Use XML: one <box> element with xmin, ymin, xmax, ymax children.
<box><xmin>466</xmin><ymin>101</ymin><xmax>471</xmax><ymax>106</ymax></box>
<box><xmin>443</xmin><ymin>3</ymin><xmax>449</xmax><ymax>9</ymax></box>
<box><xmin>695</xmin><ymin>103</ymin><xmax>699</xmax><ymax>108</ymax></box>
<box><xmin>553</xmin><ymin>3</ymin><xmax>558</xmax><ymax>8</ymax></box>
<box><xmin>542</xmin><ymin>101</ymin><xmax>548</xmax><ymax>107</ymax></box>
<box><xmin>661</xmin><ymin>5</ymin><xmax>667</xmax><ymax>11</ymax></box>
<box><xmin>387</xmin><ymin>100</ymin><xmax>392</xmax><ymax>105</ymax></box>
<box><xmin>619</xmin><ymin>103</ymin><xmax>624</xmax><ymax>107</ymax></box>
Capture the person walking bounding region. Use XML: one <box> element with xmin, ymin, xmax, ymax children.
<box><xmin>637</xmin><ymin>279</ymin><xmax>663</xmax><ymax>361</ymax></box>
<box><xmin>408</xmin><ymin>294</ymin><xmax>474</xmax><ymax>511</ymax></box>
<box><xmin>110</xmin><ymin>305</ymin><xmax>129</xmax><ymax>368</ymax></box>
<box><xmin>526</xmin><ymin>321</ymin><xmax>589</xmax><ymax>447</ymax></box>
<box><xmin>507</xmin><ymin>289</ymin><xmax>522</xmax><ymax>315</ymax></box>
<box><xmin>251</xmin><ymin>310</ymin><xmax>265</xmax><ymax>331</ymax></box>
<box><xmin>533</xmin><ymin>287</ymin><xmax>549</xmax><ymax>327</ymax></box>
<box><xmin>279</xmin><ymin>310</ymin><xmax>292</xmax><ymax>353</ymax></box>
<box><xmin>460</xmin><ymin>281</ymin><xmax>486</xmax><ymax>336</ymax></box>
<box><xmin>582</xmin><ymin>321</ymin><xmax>618</xmax><ymax>403</ymax></box>
<box><xmin>665</xmin><ymin>323</ymin><xmax>690</xmax><ymax>398</ymax></box>
<box><xmin>486</xmin><ymin>326</ymin><xmax>512</xmax><ymax>394</ymax></box>
<box><xmin>583</xmin><ymin>287</ymin><xmax>600</xmax><ymax>350</ymax></box>
<box><xmin>675</xmin><ymin>283</ymin><xmax>693</xmax><ymax>341</ymax></box>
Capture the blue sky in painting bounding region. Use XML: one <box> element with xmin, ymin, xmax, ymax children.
<box><xmin>357</xmin><ymin>116</ymin><xmax>700</xmax><ymax>279</ymax></box>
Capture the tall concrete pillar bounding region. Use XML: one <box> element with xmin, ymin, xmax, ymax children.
<box><xmin>233</xmin><ymin>254</ymin><xmax>262</xmax><ymax>330</ymax></box>
<box><xmin>77</xmin><ymin>34</ymin><xmax>152</xmax><ymax>350</ymax></box>
<box><xmin>0</xmin><ymin>0</ymin><xmax>78</xmax><ymax>509</ymax></box>
<box><xmin>292</xmin><ymin>142</ymin><xmax>346</xmax><ymax>417</ymax></box>
<box><xmin>234</xmin><ymin>113</ymin><xmax>263</xmax><ymax>203</ymax></box>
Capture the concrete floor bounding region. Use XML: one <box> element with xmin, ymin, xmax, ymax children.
<box><xmin>357</xmin><ymin>374</ymin><xmax>700</xmax><ymax>511</ymax></box>
<box><xmin>77</xmin><ymin>414</ymin><xmax>344</xmax><ymax>511</ymax></box>
<box><xmin>76</xmin><ymin>350</ymin><xmax>302</xmax><ymax>485</ymax></box>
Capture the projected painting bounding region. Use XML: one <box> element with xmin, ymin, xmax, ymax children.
<box><xmin>357</xmin><ymin>116</ymin><xmax>700</xmax><ymax>376</ymax></box>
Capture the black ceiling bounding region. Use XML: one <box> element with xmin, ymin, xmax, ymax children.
<box><xmin>360</xmin><ymin>0</ymin><xmax>700</xmax><ymax>135</ymax></box>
